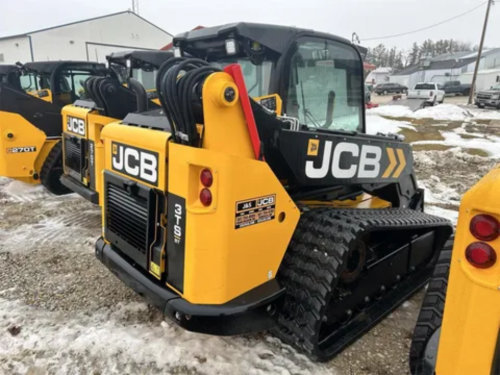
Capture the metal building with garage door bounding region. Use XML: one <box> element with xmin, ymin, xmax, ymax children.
<box><xmin>0</xmin><ymin>10</ymin><xmax>172</xmax><ymax>64</ymax></box>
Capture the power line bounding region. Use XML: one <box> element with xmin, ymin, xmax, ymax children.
<box><xmin>363</xmin><ymin>1</ymin><xmax>488</xmax><ymax>41</ymax></box>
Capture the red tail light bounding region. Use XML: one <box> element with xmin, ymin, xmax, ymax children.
<box><xmin>430</xmin><ymin>91</ymin><xmax>434</xmax><ymax>97</ymax></box>
<box><xmin>200</xmin><ymin>188</ymin><xmax>212</xmax><ymax>206</ymax></box>
<box><xmin>466</xmin><ymin>242</ymin><xmax>496</xmax><ymax>269</ymax></box>
<box><xmin>470</xmin><ymin>214</ymin><xmax>499</xmax><ymax>241</ymax></box>
<box><xmin>200</xmin><ymin>169</ymin><xmax>213</xmax><ymax>188</ymax></box>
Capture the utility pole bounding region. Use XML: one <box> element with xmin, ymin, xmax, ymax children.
<box><xmin>132</xmin><ymin>0</ymin><xmax>140</xmax><ymax>15</ymax></box>
<box><xmin>468</xmin><ymin>0</ymin><xmax>494</xmax><ymax>105</ymax></box>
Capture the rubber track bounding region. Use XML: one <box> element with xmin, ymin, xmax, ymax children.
<box><xmin>409</xmin><ymin>238</ymin><xmax>453</xmax><ymax>374</ymax></box>
<box><xmin>275</xmin><ymin>208</ymin><xmax>453</xmax><ymax>361</ymax></box>
<box><xmin>40</xmin><ymin>141</ymin><xmax>72</xmax><ymax>196</ymax></box>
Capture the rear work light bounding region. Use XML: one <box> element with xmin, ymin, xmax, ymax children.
<box><xmin>466</xmin><ymin>242</ymin><xmax>497</xmax><ymax>269</ymax></box>
<box><xmin>470</xmin><ymin>214</ymin><xmax>500</xmax><ymax>241</ymax></box>
<box><xmin>200</xmin><ymin>169</ymin><xmax>213</xmax><ymax>188</ymax></box>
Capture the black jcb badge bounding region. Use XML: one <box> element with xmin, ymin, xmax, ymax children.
<box><xmin>111</xmin><ymin>142</ymin><xmax>159</xmax><ymax>186</ymax></box>
<box><xmin>7</xmin><ymin>146</ymin><xmax>37</xmax><ymax>154</ymax></box>
<box><xmin>235</xmin><ymin>195</ymin><xmax>276</xmax><ymax>229</ymax></box>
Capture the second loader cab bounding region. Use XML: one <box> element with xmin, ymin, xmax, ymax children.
<box><xmin>0</xmin><ymin>64</ymin><xmax>22</xmax><ymax>91</ymax></box>
<box><xmin>107</xmin><ymin>50</ymin><xmax>172</xmax><ymax>104</ymax></box>
<box><xmin>60</xmin><ymin>50</ymin><xmax>174</xmax><ymax>205</ymax></box>
<box><xmin>174</xmin><ymin>23</ymin><xmax>366</xmax><ymax>134</ymax></box>
<box><xmin>0</xmin><ymin>60</ymin><xmax>109</xmax><ymax>194</ymax></box>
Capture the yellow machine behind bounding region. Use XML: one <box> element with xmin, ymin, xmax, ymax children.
<box><xmin>60</xmin><ymin>50</ymin><xmax>174</xmax><ymax>205</ymax></box>
<box><xmin>0</xmin><ymin>61</ymin><xmax>109</xmax><ymax>194</ymax></box>
<box><xmin>410</xmin><ymin>165</ymin><xmax>500</xmax><ymax>374</ymax></box>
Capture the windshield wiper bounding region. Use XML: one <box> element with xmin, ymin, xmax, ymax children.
<box><xmin>300</xmin><ymin>80</ymin><xmax>321</xmax><ymax>127</ymax></box>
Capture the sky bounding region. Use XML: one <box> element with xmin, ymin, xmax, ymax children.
<box><xmin>0</xmin><ymin>0</ymin><xmax>498</xmax><ymax>50</ymax></box>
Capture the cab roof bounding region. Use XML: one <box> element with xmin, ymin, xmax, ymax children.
<box><xmin>173</xmin><ymin>22</ymin><xmax>353</xmax><ymax>56</ymax></box>
<box><xmin>23</xmin><ymin>61</ymin><xmax>106</xmax><ymax>75</ymax></box>
<box><xmin>0</xmin><ymin>64</ymin><xmax>18</xmax><ymax>76</ymax></box>
<box><xmin>107</xmin><ymin>50</ymin><xmax>173</xmax><ymax>68</ymax></box>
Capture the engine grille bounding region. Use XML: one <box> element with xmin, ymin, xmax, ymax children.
<box><xmin>104</xmin><ymin>172</ymin><xmax>156</xmax><ymax>269</ymax></box>
<box><xmin>64</xmin><ymin>135</ymin><xmax>85</xmax><ymax>179</ymax></box>
<box><xmin>106</xmin><ymin>183</ymin><xmax>149</xmax><ymax>253</ymax></box>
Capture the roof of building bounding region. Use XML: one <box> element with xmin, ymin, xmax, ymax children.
<box><xmin>432</xmin><ymin>48</ymin><xmax>500</xmax><ymax>62</ymax></box>
<box><xmin>428</xmin><ymin>57</ymin><xmax>476</xmax><ymax>70</ymax></box>
<box><xmin>363</xmin><ymin>62</ymin><xmax>376</xmax><ymax>70</ymax></box>
<box><xmin>481</xmin><ymin>48</ymin><xmax>500</xmax><ymax>57</ymax></box>
<box><xmin>392</xmin><ymin>56</ymin><xmax>477</xmax><ymax>76</ymax></box>
<box><xmin>371</xmin><ymin>67</ymin><xmax>392</xmax><ymax>74</ymax></box>
<box><xmin>0</xmin><ymin>10</ymin><xmax>172</xmax><ymax>41</ymax></box>
<box><xmin>432</xmin><ymin>51</ymin><xmax>473</xmax><ymax>61</ymax></box>
<box><xmin>460</xmin><ymin>68</ymin><xmax>500</xmax><ymax>76</ymax></box>
<box><xmin>392</xmin><ymin>64</ymin><xmax>421</xmax><ymax>76</ymax></box>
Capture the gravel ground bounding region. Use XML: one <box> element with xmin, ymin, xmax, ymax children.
<box><xmin>0</xmin><ymin>114</ymin><xmax>497</xmax><ymax>374</ymax></box>
<box><xmin>0</xmin><ymin>180</ymin><xmax>428</xmax><ymax>375</ymax></box>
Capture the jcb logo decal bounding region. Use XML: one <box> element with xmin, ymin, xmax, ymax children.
<box><xmin>66</xmin><ymin>116</ymin><xmax>85</xmax><ymax>136</ymax></box>
<box><xmin>382</xmin><ymin>148</ymin><xmax>406</xmax><ymax>178</ymax></box>
<box><xmin>305</xmin><ymin>140</ymin><xmax>407</xmax><ymax>180</ymax></box>
<box><xmin>306</xmin><ymin>141</ymin><xmax>382</xmax><ymax>179</ymax></box>
<box><xmin>111</xmin><ymin>142</ymin><xmax>159</xmax><ymax>186</ymax></box>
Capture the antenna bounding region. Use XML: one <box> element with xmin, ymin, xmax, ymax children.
<box><xmin>132</xmin><ymin>0</ymin><xmax>140</xmax><ymax>14</ymax></box>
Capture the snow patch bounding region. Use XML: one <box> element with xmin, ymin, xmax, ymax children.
<box><xmin>367</xmin><ymin>105</ymin><xmax>414</xmax><ymax>119</ymax></box>
<box><xmin>0</xmin><ymin>298</ymin><xmax>328</xmax><ymax>375</ymax></box>
<box><xmin>419</xmin><ymin>177</ymin><xmax>461</xmax><ymax>206</ymax></box>
<box><xmin>369</xmin><ymin>103</ymin><xmax>500</xmax><ymax>122</ymax></box>
<box><xmin>366</xmin><ymin>114</ymin><xmax>415</xmax><ymax>135</ymax></box>
<box><xmin>413</xmin><ymin>104</ymin><xmax>473</xmax><ymax>121</ymax></box>
<box><xmin>413</xmin><ymin>131</ymin><xmax>500</xmax><ymax>158</ymax></box>
<box><xmin>0</xmin><ymin>179</ymin><xmax>51</xmax><ymax>203</ymax></box>
<box><xmin>425</xmin><ymin>206</ymin><xmax>459</xmax><ymax>225</ymax></box>
<box><xmin>472</xmin><ymin>109</ymin><xmax>500</xmax><ymax>120</ymax></box>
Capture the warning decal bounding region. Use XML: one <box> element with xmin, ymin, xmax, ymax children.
<box><xmin>235</xmin><ymin>195</ymin><xmax>276</xmax><ymax>229</ymax></box>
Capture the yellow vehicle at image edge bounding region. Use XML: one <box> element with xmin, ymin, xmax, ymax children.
<box><xmin>411</xmin><ymin>164</ymin><xmax>500</xmax><ymax>374</ymax></box>
<box><xmin>93</xmin><ymin>23</ymin><xmax>453</xmax><ymax>361</ymax></box>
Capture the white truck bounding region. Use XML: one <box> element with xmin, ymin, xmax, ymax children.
<box><xmin>407</xmin><ymin>82</ymin><xmax>445</xmax><ymax>107</ymax></box>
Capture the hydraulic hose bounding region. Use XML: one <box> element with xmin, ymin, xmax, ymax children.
<box><xmin>156</xmin><ymin>57</ymin><xmax>220</xmax><ymax>147</ymax></box>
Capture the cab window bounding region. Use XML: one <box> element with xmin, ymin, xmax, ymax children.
<box><xmin>54</xmin><ymin>70</ymin><xmax>95</xmax><ymax>105</ymax></box>
<box><xmin>132</xmin><ymin>69</ymin><xmax>156</xmax><ymax>91</ymax></box>
<box><xmin>210</xmin><ymin>58</ymin><xmax>273</xmax><ymax>98</ymax></box>
<box><xmin>286</xmin><ymin>38</ymin><xmax>363</xmax><ymax>132</ymax></box>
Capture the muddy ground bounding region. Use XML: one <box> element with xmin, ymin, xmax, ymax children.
<box><xmin>0</xmin><ymin>115</ymin><xmax>499</xmax><ymax>375</ymax></box>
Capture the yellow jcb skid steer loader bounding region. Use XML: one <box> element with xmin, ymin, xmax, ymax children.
<box><xmin>94</xmin><ymin>23</ymin><xmax>453</xmax><ymax>361</ymax></box>
<box><xmin>0</xmin><ymin>61</ymin><xmax>109</xmax><ymax>194</ymax></box>
<box><xmin>410</xmin><ymin>165</ymin><xmax>500</xmax><ymax>374</ymax></box>
<box><xmin>60</xmin><ymin>50</ymin><xmax>174</xmax><ymax>205</ymax></box>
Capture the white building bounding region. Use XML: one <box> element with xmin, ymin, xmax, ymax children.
<box><xmin>459</xmin><ymin>68</ymin><xmax>500</xmax><ymax>91</ymax></box>
<box><xmin>0</xmin><ymin>11</ymin><xmax>172</xmax><ymax>64</ymax></box>
<box><xmin>365</xmin><ymin>67</ymin><xmax>392</xmax><ymax>85</ymax></box>
<box><xmin>390</xmin><ymin>49</ymin><xmax>500</xmax><ymax>89</ymax></box>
